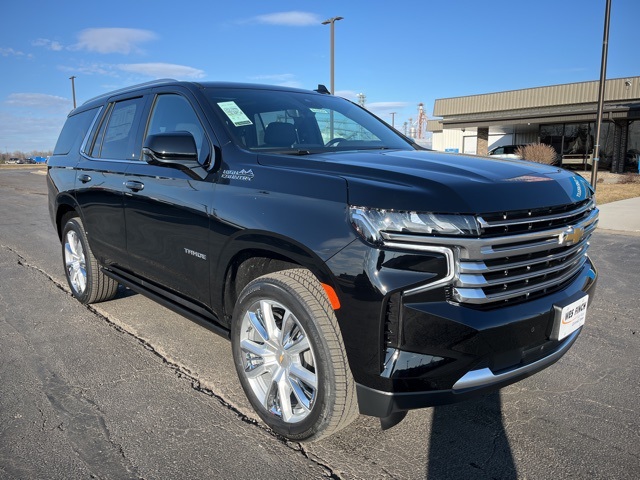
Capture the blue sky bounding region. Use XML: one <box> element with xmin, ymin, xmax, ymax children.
<box><xmin>1</xmin><ymin>0</ymin><xmax>639</xmax><ymax>152</ymax></box>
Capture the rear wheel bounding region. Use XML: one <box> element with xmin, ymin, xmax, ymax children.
<box><xmin>231</xmin><ymin>268</ymin><xmax>358</xmax><ymax>441</ymax></box>
<box><xmin>62</xmin><ymin>216</ymin><xmax>119</xmax><ymax>304</ymax></box>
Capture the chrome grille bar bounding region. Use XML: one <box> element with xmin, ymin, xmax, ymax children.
<box><xmin>382</xmin><ymin>199</ymin><xmax>598</xmax><ymax>307</ymax></box>
<box><xmin>477</xmin><ymin>199</ymin><xmax>595</xmax><ymax>229</ymax></box>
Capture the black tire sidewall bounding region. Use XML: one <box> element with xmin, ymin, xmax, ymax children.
<box><xmin>61</xmin><ymin>217</ymin><xmax>94</xmax><ymax>304</ymax></box>
<box><xmin>231</xmin><ymin>277</ymin><xmax>336</xmax><ymax>440</ymax></box>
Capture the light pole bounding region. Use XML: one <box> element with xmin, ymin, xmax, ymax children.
<box><xmin>321</xmin><ymin>16</ymin><xmax>343</xmax><ymax>95</ymax></box>
<box><xmin>590</xmin><ymin>0</ymin><xmax>612</xmax><ymax>191</ymax></box>
<box><xmin>69</xmin><ymin>76</ymin><xmax>77</xmax><ymax>109</ymax></box>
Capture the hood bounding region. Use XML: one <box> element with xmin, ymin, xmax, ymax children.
<box><xmin>258</xmin><ymin>150</ymin><xmax>593</xmax><ymax>214</ymax></box>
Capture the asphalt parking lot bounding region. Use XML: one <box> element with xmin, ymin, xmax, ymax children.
<box><xmin>1</xmin><ymin>166</ymin><xmax>639</xmax><ymax>479</ymax></box>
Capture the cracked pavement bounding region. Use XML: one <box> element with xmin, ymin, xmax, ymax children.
<box><xmin>1</xmin><ymin>166</ymin><xmax>639</xmax><ymax>479</ymax></box>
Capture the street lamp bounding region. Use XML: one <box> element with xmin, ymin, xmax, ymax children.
<box><xmin>321</xmin><ymin>16</ymin><xmax>343</xmax><ymax>95</ymax></box>
<box><xmin>69</xmin><ymin>76</ymin><xmax>77</xmax><ymax>109</ymax></box>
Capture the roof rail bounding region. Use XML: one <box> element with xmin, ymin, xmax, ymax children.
<box><xmin>82</xmin><ymin>78</ymin><xmax>178</xmax><ymax>105</ymax></box>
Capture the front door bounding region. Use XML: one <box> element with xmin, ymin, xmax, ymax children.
<box><xmin>123</xmin><ymin>92</ymin><xmax>214</xmax><ymax>306</ymax></box>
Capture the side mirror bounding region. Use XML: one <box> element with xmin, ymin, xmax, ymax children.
<box><xmin>142</xmin><ymin>132</ymin><xmax>198</xmax><ymax>167</ymax></box>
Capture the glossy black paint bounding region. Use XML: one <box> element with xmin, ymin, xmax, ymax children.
<box><xmin>124</xmin><ymin>162</ymin><xmax>214</xmax><ymax>305</ymax></box>
<box><xmin>47</xmin><ymin>80</ymin><xmax>598</xmax><ymax>420</ymax></box>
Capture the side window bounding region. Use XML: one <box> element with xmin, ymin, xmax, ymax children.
<box><xmin>91</xmin><ymin>97</ymin><xmax>146</xmax><ymax>160</ymax></box>
<box><xmin>53</xmin><ymin>107</ymin><xmax>101</xmax><ymax>155</ymax></box>
<box><xmin>146</xmin><ymin>94</ymin><xmax>208</xmax><ymax>163</ymax></box>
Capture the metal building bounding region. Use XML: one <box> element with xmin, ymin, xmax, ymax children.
<box><xmin>428</xmin><ymin>77</ymin><xmax>640</xmax><ymax>172</ymax></box>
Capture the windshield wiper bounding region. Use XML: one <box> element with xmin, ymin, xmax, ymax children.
<box><xmin>280</xmin><ymin>149</ymin><xmax>313</xmax><ymax>156</ymax></box>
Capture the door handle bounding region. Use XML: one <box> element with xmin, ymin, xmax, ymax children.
<box><xmin>124</xmin><ymin>180</ymin><xmax>145</xmax><ymax>192</ymax></box>
<box><xmin>78</xmin><ymin>173</ymin><xmax>92</xmax><ymax>183</ymax></box>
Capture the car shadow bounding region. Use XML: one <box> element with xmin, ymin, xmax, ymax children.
<box><xmin>426</xmin><ymin>392</ymin><xmax>517</xmax><ymax>479</ymax></box>
<box><xmin>115</xmin><ymin>285</ymin><xmax>139</xmax><ymax>299</ymax></box>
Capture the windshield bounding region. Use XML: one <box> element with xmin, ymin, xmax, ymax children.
<box><xmin>204</xmin><ymin>87</ymin><xmax>414</xmax><ymax>154</ymax></box>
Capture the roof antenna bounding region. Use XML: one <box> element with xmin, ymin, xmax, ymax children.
<box><xmin>315</xmin><ymin>84</ymin><xmax>331</xmax><ymax>95</ymax></box>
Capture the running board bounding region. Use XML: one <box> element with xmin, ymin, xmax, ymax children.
<box><xmin>102</xmin><ymin>268</ymin><xmax>230</xmax><ymax>340</ymax></box>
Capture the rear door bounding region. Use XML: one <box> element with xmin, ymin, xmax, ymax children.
<box><xmin>75</xmin><ymin>94</ymin><xmax>149</xmax><ymax>268</ymax></box>
<box><xmin>123</xmin><ymin>88</ymin><xmax>215</xmax><ymax>306</ymax></box>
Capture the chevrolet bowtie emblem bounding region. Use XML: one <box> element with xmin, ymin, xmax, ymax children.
<box><xmin>560</xmin><ymin>226</ymin><xmax>585</xmax><ymax>246</ymax></box>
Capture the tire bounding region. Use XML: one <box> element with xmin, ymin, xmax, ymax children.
<box><xmin>61</xmin><ymin>216</ymin><xmax>119</xmax><ymax>304</ymax></box>
<box><xmin>231</xmin><ymin>268</ymin><xmax>358</xmax><ymax>441</ymax></box>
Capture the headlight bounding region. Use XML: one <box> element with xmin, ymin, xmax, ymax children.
<box><xmin>350</xmin><ymin>206</ymin><xmax>479</xmax><ymax>244</ymax></box>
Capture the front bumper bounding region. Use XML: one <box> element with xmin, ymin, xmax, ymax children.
<box><xmin>352</xmin><ymin>258</ymin><xmax>597</xmax><ymax>419</ymax></box>
<box><xmin>356</xmin><ymin>328</ymin><xmax>581</xmax><ymax>418</ymax></box>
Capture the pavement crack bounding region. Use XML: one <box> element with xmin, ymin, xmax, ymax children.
<box><xmin>5</xmin><ymin>243</ymin><xmax>343</xmax><ymax>477</ymax></box>
<box><xmin>4</xmin><ymin>245</ymin><xmax>69</xmax><ymax>295</ymax></box>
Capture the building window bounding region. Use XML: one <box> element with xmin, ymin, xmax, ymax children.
<box><xmin>540</xmin><ymin>122</ymin><xmax>614</xmax><ymax>170</ymax></box>
<box><xmin>627</xmin><ymin>120</ymin><xmax>640</xmax><ymax>172</ymax></box>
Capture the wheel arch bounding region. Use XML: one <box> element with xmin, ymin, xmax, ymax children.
<box><xmin>54</xmin><ymin>194</ymin><xmax>82</xmax><ymax>241</ymax></box>
<box><xmin>216</xmin><ymin>232</ymin><xmax>343</xmax><ymax>325</ymax></box>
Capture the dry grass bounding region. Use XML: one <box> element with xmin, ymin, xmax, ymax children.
<box><xmin>576</xmin><ymin>171</ymin><xmax>640</xmax><ymax>204</ymax></box>
<box><xmin>594</xmin><ymin>181</ymin><xmax>640</xmax><ymax>204</ymax></box>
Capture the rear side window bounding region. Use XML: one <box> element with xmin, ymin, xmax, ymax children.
<box><xmin>53</xmin><ymin>107</ymin><xmax>100</xmax><ymax>155</ymax></box>
<box><xmin>91</xmin><ymin>97</ymin><xmax>146</xmax><ymax>160</ymax></box>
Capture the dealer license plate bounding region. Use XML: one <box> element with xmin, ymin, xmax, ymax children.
<box><xmin>552</xmin><ymin>294</ymin><xmax>588</xmax><ymax>341</ymax></box>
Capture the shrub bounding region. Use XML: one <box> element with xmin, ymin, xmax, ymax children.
<box><xmin>515</xmin><ymin>143</ymin><xmax>558</xmax><ymax>165</ymax></box>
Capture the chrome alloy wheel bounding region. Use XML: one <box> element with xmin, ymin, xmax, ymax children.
<box><xmin>239</xmin><ymin>299</ymin><xmax>318</xmax><ymax>423</ymax></box>
<box><xmin>64</xmin><ymin>230</ymin><xmax>87</xmax><ymax>295</ymax></box>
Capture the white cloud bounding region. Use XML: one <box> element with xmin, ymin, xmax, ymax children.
<box><xmin>367</xmin><ymin>101</ymin><xmax>410</xmax><ymax>113</ymax></box>
<box><xmin>0</xmin><ymin>111</ymin><xmax>66</xmax><ymax>152</ymax></box>
<box><xmin>334</xmin><ymin>90</ymin><xmax>358</xmax><ymax>100</ymax></box>
<box><xmin>118</xmin><ymin>63</ymin><xmax>205</xmax><ymax>79</ymax></box>
<box><xmin>58</xmin><ymin>62</ymin><xmax>117</xmax><ymax>76</ymax></box>
<box><xmin>248</xmin><ymin>11</ymin><xmax>321</xmax><ymax>26</ymax></box>
<box><xmin>5</xmin><ymin>93</ymin><xmax>72</xmax><ymax>113</ymax></box>
<box><xmin>32</xmin><ymin>38</ymin><xmax>64</xmax><ymax>51</ymax></box>
<box><xmin>72</xmin><ymin>28</ymin><xmax>157</xmax><ymax>54</ymax></box>
<box><xmin>1</xmin><ymin>47</ymin><xmax>28</xmax><ymax>57</ymax></box>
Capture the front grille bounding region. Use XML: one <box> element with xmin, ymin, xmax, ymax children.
<box><xmin>380</xmin><ymin>198</ymin><xmax>598</xmax><ymax>307</ymax></box>
<box><xmin>454</xmin><ymin>199</ymin><xmax>598</xmax><ymax>306</ymax></box>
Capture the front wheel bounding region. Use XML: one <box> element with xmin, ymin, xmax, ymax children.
<box><xmin>231</xmin><ymin>269</ymin><xmax>358</xmax><ymax>441</ymax></box>
<box><xmin>62</xmin><ymin>216</ymin><xmax>119</xmax><ymax>304</ymax></box>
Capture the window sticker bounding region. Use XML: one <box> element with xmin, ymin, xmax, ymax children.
<box><xmin>310</xmin><ymin>108</ymin><xmax>329</xmax><ymax>114</ymax></box>
<box><xmin>218</xmin><ymin>101</ymin><xmax>253</xmax><ymax>127</ymax></box>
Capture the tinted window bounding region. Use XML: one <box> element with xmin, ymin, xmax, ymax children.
<box><xmin>92</xmin><ymin>97</ymin><xmax>146</xmax><ymax>160</ymax></box>
<box><xmin>204</xmin><ymin>88</ymin><xmax>412</xmax><ymax>154</ymax></box>
<box><xmin>146</xmin><ymin>94</ymin><xmax>208</xmax><ymax>163</ymax></box>
<box><xmin>53</xmin><ymin>107</ymin><xmax>100</xmax><ymax>155</ymax></box>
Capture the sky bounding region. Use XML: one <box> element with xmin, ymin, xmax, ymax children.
<box><xmin>1</xmin><ymin>0</ymin><xmax>639</xmax><ymax>153</ymax></box>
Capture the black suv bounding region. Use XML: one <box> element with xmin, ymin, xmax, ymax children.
<box><xmin>48</xmin><ymin>80</ymin><xmax>598</xmax><ymax>441</ymax></box>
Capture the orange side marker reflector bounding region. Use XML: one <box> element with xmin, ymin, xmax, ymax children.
<box><xmin>321</xmin><ymin>283</ymin><xmax>341</xmax><ymax>310</ymax></box>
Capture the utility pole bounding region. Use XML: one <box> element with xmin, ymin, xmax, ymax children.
<box><xmin>591</xmin><ymin>0</ymin><xmax>611</xmax><ymax>191</ymax></box>
<box><xmin>69</xmin><ymin>76</ymin><xmax>77</xmax><ymax>109</ymax></box>
<box><xmin>390</xmin><ymin>112</ymin><xmax>396</xmax><ymax>129</ymax></box>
